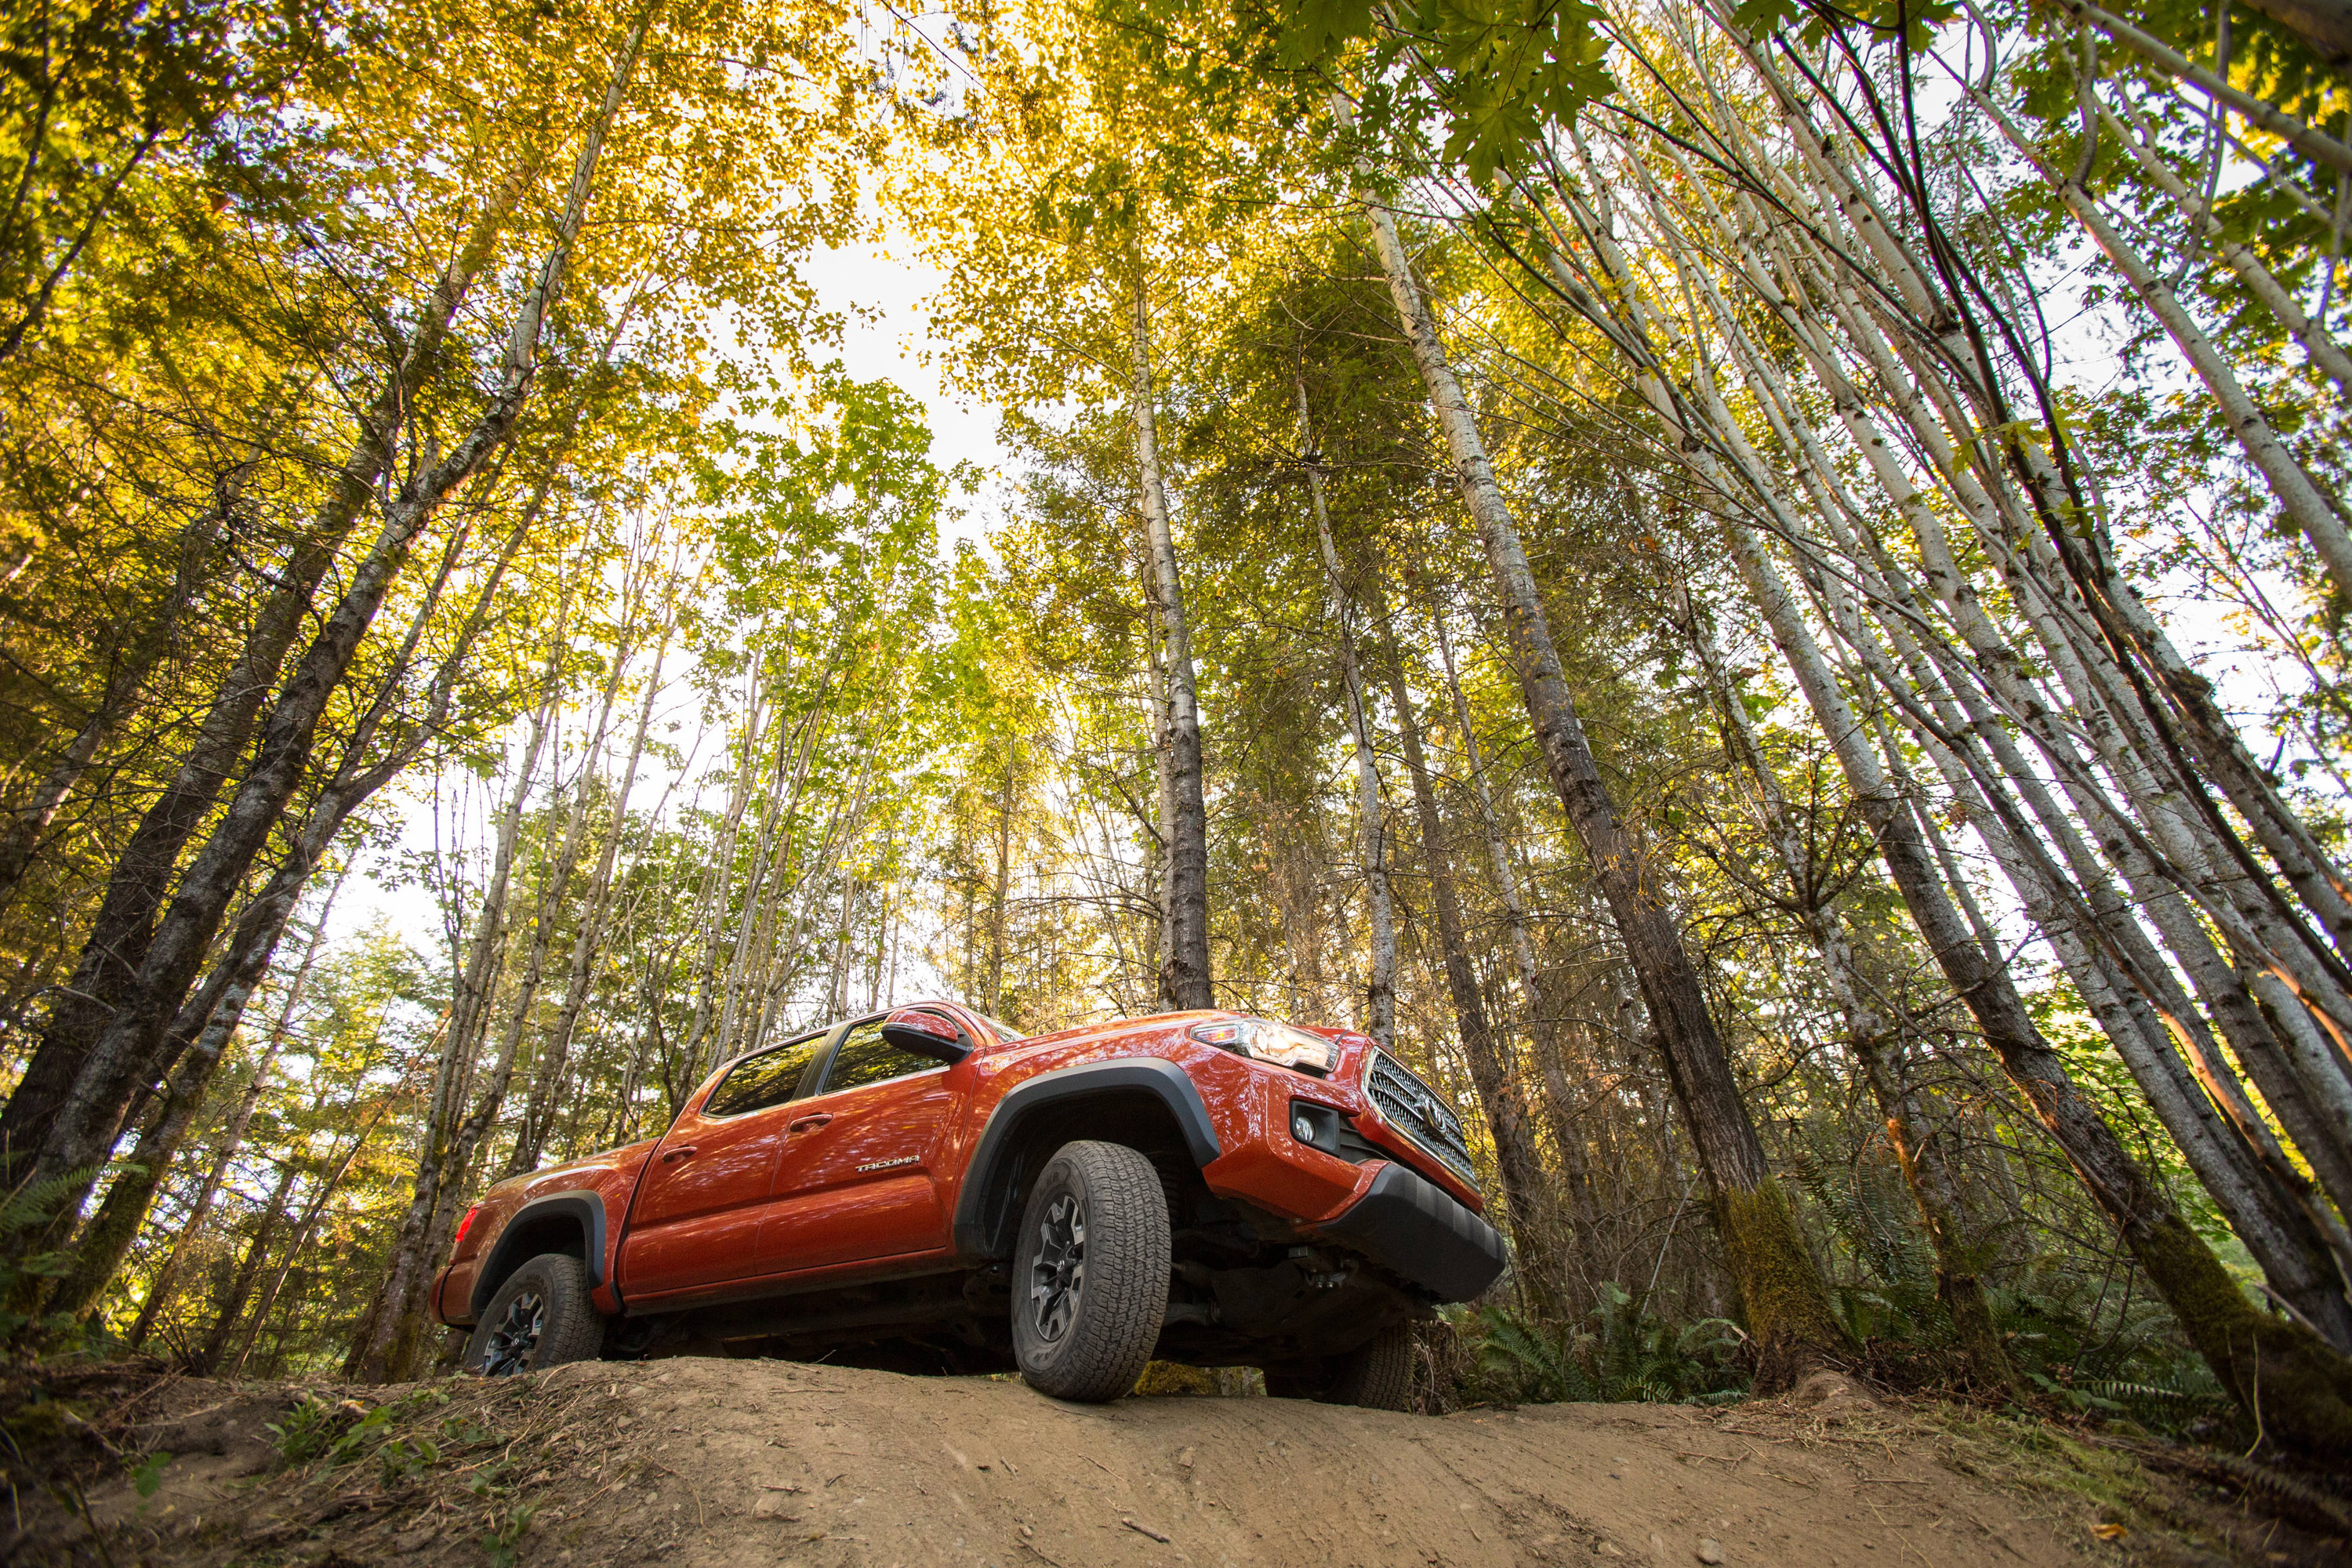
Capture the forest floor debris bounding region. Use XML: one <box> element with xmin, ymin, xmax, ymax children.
<box><xmin>4</xmin><ymin>1356</ymin><xmax>2346</xmax><ymax>1566</ymax></box>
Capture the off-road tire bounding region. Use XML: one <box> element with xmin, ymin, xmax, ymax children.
<box><xmin>1265</xmin><ymin>1324</ymin><xmax>1415</xmax><ymax>1410</ymax></box>
<box><xmin>1324</xmin><ymin>1323</ymin><xmax>1414</xmax><ymax>1410</ymax></box>
<box><xmin>1011</xmin><ymin>1140</ymin><xmax>1170</xmax><ymax>1402</ymax></box>
<box><xmin>463</xmin><ymin>1252</ymin><xmax>603</xmax><ymax>1376</ymax></box>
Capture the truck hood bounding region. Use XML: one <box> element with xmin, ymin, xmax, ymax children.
<box><xmin>489</xmin><ymin>1135</ymin><xmax>659</xmax><ymax>1201</ymax></box>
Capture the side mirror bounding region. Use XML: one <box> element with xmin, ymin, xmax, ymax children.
<box><xmin>880</xmin><ymin>1007</ymin><xmax>971</xmax><ymax>1064</ymax></box>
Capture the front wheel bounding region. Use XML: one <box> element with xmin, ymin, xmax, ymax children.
<box><xmin>463</xmin><ymin>1252</ymin><xmax>604</xmax><ymax>1376</ymax></box>
<box><xmin>1011</xmin><ymin>1141</ymin><xmax>1170</xmax><ymax>1401</ymax></box>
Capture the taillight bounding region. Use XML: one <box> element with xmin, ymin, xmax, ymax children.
<box><xmin>452</xmin><ymin>1205</ymin><xmax>481</xmax><ymax>1251</ymax></box>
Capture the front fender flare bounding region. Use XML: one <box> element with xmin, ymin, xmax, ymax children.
<box><xmin>468</xmin><ymin>1191</ymin><xmax>608</xmax><ymax>1319</ymax></box>
<box><xmin>952</xmin><ymin>1057</ymin><xmax>1220</xmax><ymax>1260</ymax></box>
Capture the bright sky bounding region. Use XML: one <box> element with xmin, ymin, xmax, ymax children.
<box><xmin>800</xmin><ymin>232</ymin><xmax>1012</xmax><ymax>552</ymax></box>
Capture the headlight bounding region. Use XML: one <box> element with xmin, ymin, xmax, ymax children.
<box><xmin>1187</xmin><ymin>1018</ymin><xmax>1339</xmax><ymax>1076</ymax></box>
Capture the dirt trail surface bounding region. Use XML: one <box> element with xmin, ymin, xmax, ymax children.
<box><xmin>24</xmin><ymin>1358</ymin><xmax>2339</xmax><ymax>1567</ymax></box>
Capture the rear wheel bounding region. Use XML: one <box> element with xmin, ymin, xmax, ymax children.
<box><xmin>463</xmin><ymin>1252</ymin><xmax>604</xmax><ymax>1376</ymax></box>
<box><xmin>1265</xmin><ymin>1324</ymin><xmax>1415</xmax><ymax>1411</ymax></box>
<box><xmin>1326</xmin><ymin>1323</ymin><xmax>1414</xmax><ymax>1410</ymax></box>
<box><xmin>1011</xmin><ymin>1141</ymin><xmax>1170</xmax><ymax>1402</ymax></box>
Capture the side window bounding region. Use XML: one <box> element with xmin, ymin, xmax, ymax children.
<box><xmin>815</xmin><ymin>1013</ymin><xmax>958</xmax><ymax>1096</ymax></box>
<box><xmin>705</xmin><ymin>1031</ymin><xmax>826</xmax><ymax>1117</ymax></box>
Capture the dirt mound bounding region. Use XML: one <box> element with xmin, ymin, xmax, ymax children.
<box><xmin>15</xmin><ymin>1358</ymin><xmax>2346</xmax><ymax>1566</ymax></box>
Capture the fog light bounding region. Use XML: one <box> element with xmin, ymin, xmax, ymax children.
<box><xmin>1293</xmin><ymin>1113</ymin><xmax>1316</xmax><ymax>1142</ymax></box>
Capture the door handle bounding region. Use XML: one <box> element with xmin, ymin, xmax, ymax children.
<box><xmin>660</xmin><ymin>1145</ymin><xmax>698</xmax><ymax>1164</ymax></box>
<box><xmin>789</xmin><ymin>1113</ymin><xmax>833</xmax><ymax>1133</ymax></box>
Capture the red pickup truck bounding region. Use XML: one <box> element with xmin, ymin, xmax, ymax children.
<box><xmin>431</xmin><ymin>1002</ymin><xmax>1505</xmax><ymax>1406</ymax></box>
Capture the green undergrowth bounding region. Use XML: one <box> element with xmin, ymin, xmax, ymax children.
<box><xmin>254</xmin><ymin>1382</ymin><xmax>561</xmax><ymax>1563</ymax></box>
<box><xmin>1791</xmin><ymin>1144</ymin><xmax>2236</xmax><ymax>1438</ymax></box>
<box><xmin>1442</xmin><ymin>1256</ymin><xmax>2234</xmax><ymax>1440</ymax></box>
<box><xmin>1908</xmin><ymin>1403</ymin><xmax>2352</xmax><ymax>1557</ymax></box>
<box><xmin>1443</xmin><ymin>1283</ymin><xmax>1751</xmax><ymax>1407</ymax></box>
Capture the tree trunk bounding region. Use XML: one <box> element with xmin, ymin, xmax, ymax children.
<box><xmin>1428</xmin><ymin>607</ymin><xmax>1601</xmax><ymax>1250</ymax></box>
<box><xmin>989</xmin><ymin>748</ymin><xmax>1014</xmax><ymax>1018</ymax></box>
<box><xmin>193</xmin><ymin>1159</ymin><xmax>298</xmax><ymax>1374</ymax></box>
<box><xmin>0</xmin><ymin>481</ymin><xmax>230</xmax><ymax>911</ymax></box>
<box><xmin>122</xmin><ymin>869</ymin><xmax>343</xmax><ymax>1346</ymax></box>
<box><xmin>1725</xmin><ymin>517</ymin><xmax>2352</xmax><ymax>1450</ymax></box>
<box><xmin>1686</xmin><ymin>589</ymin><xmax>2014</xmax><ymax>1392</ymax></box>
<box><xmin>1349</xmin><ymin>117</ymin><xmax>1848</xmax><ymax>1381</ymax></box>
<box><xmin>527</xmin><ymin>615</ymin><xmax>669</xmax><ymax>1170</ymax></box>
<box><xmin>1298</xmin><ymin>375</ymin><xmax>1394</xmax><ymax>1047</ymax></box>
<box><xmin>502</xmin><ymin>614</ymin><xmax>637</xmax><ymax>1177</ymax></box>
<box><xmin>0</xmin><ymin>158</ymin><xmax>535</xmax><ymax>1170</ymax></box>
<box><xmin>49</xmin><ymin>864</ymin><xmax>349</xmax><ymax>1323</ymax></box>
<box><xmin>8</xmin><ymin>24</ymin><xmax>641</xmax><ymax>1243</ymax></box>
<box><xmin>1131</xmin><ymin>275</ymin><xmax>1211</xmax><ymax>1011</ymax></box>
<box><xmin>351</xmin><ymin>687</ymin><xmax>561</xmax><ymax>1381</ymax></box>
<box><xmin>1375</xmin><ymin>603</ymin><xmax>1559</xmax><ymax>1307</ymax></box>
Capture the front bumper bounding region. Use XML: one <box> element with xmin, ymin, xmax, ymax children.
<box><xmin>1191</xmin><ymin>1054</ymin><xmax>1503</xmax><ymax>1301</ymax></box>
<box><xmin>1311</xmin><ymin>1160</ymin><xmax>1508</xmax><ymax>1301</ymax></box>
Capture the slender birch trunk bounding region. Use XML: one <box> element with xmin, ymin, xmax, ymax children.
<box><xmin>1377</xmin><ymin>608</ymin><xmax>1559</xmax><ymax>1303</ymax></box>
<box><xmin>502</xmin><ymin>607</ymin><xmax>637</xmax><ymax>1176</ymax></box>
<box><xmin>1347</xmin><ymin>104</ymin><xmax>1847</xmax><ymax>1380</ymax></box>
<box><xmin>1685</xmin><ymin>590</ymin><xmax>2014</xmax><ymax>1389</ymax></box>
<box><xmin>49</xmin><ymin>867</ymin><xmax>350</xmax><ymax>1322</ymax></box>
<box><xmin>0</xmin><ymin>158</ymin><xmax>538</xmax><ymax>1167</ymax></box>
<box><xmin>1298</xmin><ymin>375</ymin><xmax>1394</xmax><ymax>1047</ymax></box>
<box><xmin>351</xmin><ymin>665</ymin><xmax>564</xmax><ymax>1381</ymax></box>
<box><xmin>528</xmin><ymin>615</ymin><xmax>669</xmax><ymax>1168</ymax></box>
<box><xmin>0</xmin><ymin>483</ymin><xmax>229</xmax><ymax>910</ymax></box>
<box><xmin>1131</xmin><ymin>275</ymin><xmax>1211</xmax><ymax>1011</ymax></box>
<box><xmin>122</xmin><ymin>870</ymin><xmax>343</xmax><ymax>1346</ymax></box>
<box><xmin>14</xmin><ymin>20</ymin><xmax>644</xmax><ymax>1244</ymax></box>
<box><xmin>194</xmin><ymin>1161</ymin><xmax>298</xmax><ymax>1374</ymax></box>
<box><xmin>1428</xmin><ymin>607</ymin><xmax>1602</xmax><ymax>1247</ymax></box>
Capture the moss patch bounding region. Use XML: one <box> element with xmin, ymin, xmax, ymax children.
<box><xmin>2122</xmin><ymin>1210</ymin><xmax>2352</xmax><ymax>1461</ymax></box>
<box><xmin>1715</xmin><ymin>1176</ymin><xmax>1853</xmax><ymax>1391</ymax></box>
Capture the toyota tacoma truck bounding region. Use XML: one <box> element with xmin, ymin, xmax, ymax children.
<box><xmin>430</xmin><ymin>1003</ymin><xmax>1507</xmax><ymax>1407</ymax></box>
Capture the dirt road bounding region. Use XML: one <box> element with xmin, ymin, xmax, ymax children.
<box><xmin>47</xmin><ymin>1358</ymin><xmax>2296</xmax><ymax>1567</ymax></box>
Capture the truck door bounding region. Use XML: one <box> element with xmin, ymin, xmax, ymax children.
<box><xmin>760</xmin><ymin>1011</ymin><xmax>967</xmax><ymax>1273</ymax></box>
<box><xmin>616</xmin><ymin>1027</ymin><xmax>829</xmax><ymax>1300</ymax></box>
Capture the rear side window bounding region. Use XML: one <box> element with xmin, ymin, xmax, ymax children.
<box><xmin>706</xmin><ymin>1031</ymin><xmax>826</xmax><ymax>1116</ymax></box>
<box><xmin>816</xmin><ymin>1014</ymin><xmax>957</xmax><ymax>1095</ymax></box>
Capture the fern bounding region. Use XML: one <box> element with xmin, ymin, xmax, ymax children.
<box><xmin>1463</xmin><ymin>1287</ymin><xmax>1748</xmax><ymax>1407</ymax></box>
<box><xmin>0</xmin><ymin>1163</ymin><xmax>104</xmax><ymax>1345</ymax></box>
<box><xmin>1475</xmin><ymin>1309</ymin><xmax>1595</xmax><ymax>1402</ymax></box>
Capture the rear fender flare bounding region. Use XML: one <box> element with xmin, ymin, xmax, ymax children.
<box><xmin>469</xmin><ymin>1192</ymin><xmax>608</xmax><ymax>1319</ymax></box>
<box><xmin>952</xmin><ymin>1057</ymin><xmax>1220</xmax><ymax>1259</ymax></box>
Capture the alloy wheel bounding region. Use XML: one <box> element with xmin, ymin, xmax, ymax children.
<box><xmin>1028</xmin><ymin>1192</ymin><xmax>1087</xmax><ymax>1341</ymax></box>
<box><xmin>479</xmin><ymin>1290</ymin><xmax>546</xmax><ymax>1375</ymax></box>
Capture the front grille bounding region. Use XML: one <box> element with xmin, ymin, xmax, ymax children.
<box><xmin>1362</xmin><ymin>1051</ymin><xmax>1479</xmax><ymax>1189</ymax></box>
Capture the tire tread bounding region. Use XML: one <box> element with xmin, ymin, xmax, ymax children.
<box><xmin>463</xmin><ymin>1251</ymin><xmax>602</xmax><ymax>1374</ymax></box>
<box><xmin>1013</xmin><ymin>1140</ymin><xmax>1170</xmax><ymax>1402</ymax></box>
<box><xmin>1326</xmin><ymin>1323</ymin><xmax>1414</xmax><ymax>1410</ymax></box>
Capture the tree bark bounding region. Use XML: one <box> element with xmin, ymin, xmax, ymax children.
<box><xmin>0</xmin><ymin>158</ymin><xmax>536</xmax><ymax>1169</ymax></box>
<box><xmin>1428</xmin><ymin>607</ymin><xmax>1602</xmax><ymax>1251</ymax></box>
<box><xmin>1298</xmin><ymin>375</ymin><xmax>1394</xmax><ymax>1047</ymax></box>
<box><xmin>1685</xmin><ymin>589</ymin><xmax>2014</xmax><ymax>1391</ymax></box>
<box><xmin>0</xmin><ymin>481</ymin><xmax>230</xmax><ymax>911</ymax></box>
<box><xmin>122</xmin><ymin>869</ymin><xmax>343</xmax><ymax>1347</ymax></box>
<box><xmin>1348</xmin><ymin>107</ymin><xmax>1847</xmax><ymax>1381</ymax></box>
<box><xmin>1376</xmin><ymin>604</ymin><xmax>1559</xmax><ymax>1305</ymax></box>
<box><xmin>1131</xmin><ymin>275</ymin><xmax>1211</xmax><ymax>1011</ymax></box>
<box><xmin>523</xmin><ymin>612</ymin><xmax>670</xmax><ymax>1172</ymax></box>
